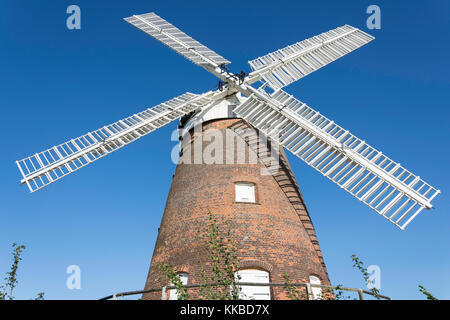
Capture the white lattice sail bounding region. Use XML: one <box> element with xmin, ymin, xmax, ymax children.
<box><xmin>16</xmin><ymin>91</ymin><xmax>214</xmax><ymax>193</ymax></box>
<box><xmin>124</xmin><ymin>12</ymin><xmax>230</xmax><ymax>67</ymax></box>
<box><xmin>233</xmin><ymin>89</ymin><xmax>440</xmax><ymax>229</ymax></box>
<box><xmin>247</xmin><ymin>25</ymin><xmax>374</xmax><ymax>89</ymax></box>
<box><xmin>15</xmin><ymin>11</ymin><xmax>441</xmax><ymax>230</ymax></box>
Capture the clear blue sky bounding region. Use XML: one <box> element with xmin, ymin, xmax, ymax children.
<box><xmin>1</xmin><ymin>0</ymin><xmax>448</xmax><ymax>300</ymax></box>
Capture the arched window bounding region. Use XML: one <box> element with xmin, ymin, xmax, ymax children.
<box><xmin>235</xmin><ymin>269</ymin><xmax>270</xmax><ymax>300</ymax></box>
<box><xmin>168</xmin><ymin>272</ymin><xmax>189</xmax><ymax>300</ymax></box>
<box><xmin>235</xmin><ymin>182</ymin><xmax>255</xmax><ymax>203</ymax></box>
<box><xmin>309</xmin><ymin>275</ymin><xmax>322</xmax><ymax>300</ymax></box>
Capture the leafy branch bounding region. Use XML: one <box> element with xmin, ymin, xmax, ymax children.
<box><xmin>282</xmin><ymin>273</ymin><xmax>308</xmax><ymax>300</ymax></box>
<box><xmin>1</xmin><ymin>243</ymin><xmax>26</xmax><ymax>300</ymax></box>
<box><xmin>418</xmin><ymin>285</ymin><xmax>437</xmax><ymax>300</ymax></box>
<box><xmin>333</xmin><ymin>284</ymin><xmax>351</xmax><ymax>300</ymax></box>
<box><xmin>161</xmin><ymin>211</ymin><xmax>242</xmax><ymax>300</ymax></box>
<box><xmin>198</xmin><ymin>211</ymin><xmax>241</xmax><ymax>300</ymax></box>
<box><xmin>0</xmin><ymin>243</ymin><xmax>45</xmax><ymax>300</ymax></box>
<box><xmin>159</xmin><ymin>263</ymin><xmax>189</xmax><ymax>300</ymax></box>
<box><xmin>351</xmin><ymin>254</ymin><xmax>381</xmax><ymax>300</ymax></box>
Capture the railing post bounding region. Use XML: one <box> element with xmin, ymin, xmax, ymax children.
<box><xmin>358</xmin><ymin>289</ymin><xmax>364</xmax><ymax>300</ymax></box>
<box><xmin>161</xmin><ymin>286</ymin><xmax>167</xmax><ymax>300</ymax></box>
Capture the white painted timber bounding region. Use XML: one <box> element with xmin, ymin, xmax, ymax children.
<box><xmin>16</xmin><ymin>91</ymin><xmax>214</xmax><ymax>192</ymax></box>
<box><xmin>233</xmin><ymin>89</ymin><xmax>440</xmax><ymax>229</ymax></box>
<box><xmin>179</xmin><ymin>92</ymin><xmax>245</xmax><ymax>138</ymax></box>
<box><xmin>15</xmin><ymin>12</ymin><xmax>441</xmax><ymax>230</ymax></box>
<box><xmin>246</xmin><ymin>25</ymin><xmax>374</xmax><ymax>89</ymax></box>
<box><xmin>235</xmin><ymin>269</ymin><xmax>270</xmax><ymax>300</ymax></box>
<box><xmin>124</xmin><ymin>12</ymin><xmax>230</xmax><ymax>67</ymax></box>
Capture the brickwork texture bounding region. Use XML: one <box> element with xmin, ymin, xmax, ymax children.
<box><xmin>142</xmin><ymin>118</ymin><xmax>330</xmax><ymax>300</ymax></box>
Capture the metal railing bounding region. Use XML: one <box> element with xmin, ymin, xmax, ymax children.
<box><xmin>100</xmin><ymin>282</ymin><xmax>391</xmax><ymax>300</ymax></box>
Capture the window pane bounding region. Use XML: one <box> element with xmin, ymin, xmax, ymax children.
<box><xmin>235</xmin><ymin>269</ymin><xmax>270</xmax><ymax>300</ymax></box>
<box><xmin>309</xmin><ymin>275</ymin><xmax>322</xmax><ymax>300</ymax></box>
<box><xmin>235</xmin><ymin>183</ymin><xmax>255</xmax><ymax>203</ymax></box>
<box><xmin>168</xmin><ymin>273</ymin><xmax>189</xmax><ymax>300</ymax></box>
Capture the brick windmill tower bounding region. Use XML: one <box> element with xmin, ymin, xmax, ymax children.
<box><xmin>142</xmin><ymin>96</ymin><xmax>331</xmax><ymax>300</ymax></box>
<box><xmin>16</xmin><ymin>12</ymin><xmax>440</xmax><ymax>300</ymax></box>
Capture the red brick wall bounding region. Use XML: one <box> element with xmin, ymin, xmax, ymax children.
<box><xmin>142</xmin><ymin>119</ymin><xmax>330</xmax><ymax>300</ymax></box>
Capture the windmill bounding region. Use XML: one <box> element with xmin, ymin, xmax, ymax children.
<box><xmin>16</xmin><ymin>12</ymin><xmax>440</xmax><ymax>300</ymax></box>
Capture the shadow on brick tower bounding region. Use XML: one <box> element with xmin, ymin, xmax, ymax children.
<box><xmin>142</xmin><ymin>93</ymin><xmax>331</xmax><ymax>300</ymax></box>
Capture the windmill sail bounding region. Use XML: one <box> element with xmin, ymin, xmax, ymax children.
<box><xmin>233</xmin><ymin>89</ymin><xmax>440</xmax><ymax>229</ymax></box>
<box><xmin>246</xmin><ymin>25</ymin><xmax>374</xmax><ymax>89</ymax></box>
<box><xmin>124</xmin><ymin>12</ymin><xmax>230</xmax><ymax>68</ymax></box>
<box><xmin>16</xmin><ymin>91</ymin><xmax>214</xmax><ymax>193</ymax></box>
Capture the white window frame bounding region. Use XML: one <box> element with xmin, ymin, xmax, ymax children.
<box><xmin>234</xmin><ymin>269</ymin><xmax>270</xmax><ymax>300</ymax></box>
<box><xmin>235</xmin><ymin>182</ymin><xmax>256</xmax><ymax>203</ymax></box>
<box><xmin>168</xmin><ymin>272</ymin><xmax>189</xmax><ymax>300</ymax></box>
<box><xmin>309</xmin><ymin>275</ymin><xmax>322</xmax><ymax>300</ymax></box>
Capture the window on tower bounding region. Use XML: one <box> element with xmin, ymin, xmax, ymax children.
<box><xmin>309</xmin><ymin>275</ymin><xmax>322</xmax><ymax>300</ymax></box>
<box><xmin>168</xmin><ymin>272</ymin><xmax>189</xmax><ymax>300</ymax></box>
<box><xmin>234</xmin><ymin>269</ymin><xmax>270</xmax><ymax>300</ymax></box>
<box><xmin>235</xmin><ymin>182</ymin><xmax>256</xmax><ymax>203</ymax></box>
